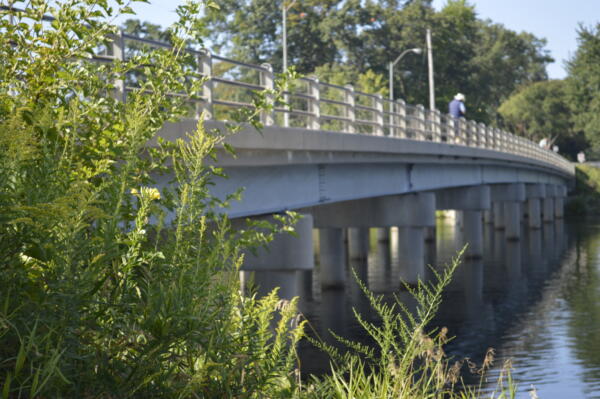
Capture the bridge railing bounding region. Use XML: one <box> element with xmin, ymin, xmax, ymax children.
<box><xmin>100</xmin><ymin>34</ymin><xmax>573</xmax><ymax>176</ymax></box>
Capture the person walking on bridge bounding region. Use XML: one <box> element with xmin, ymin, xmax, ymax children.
<box><xmin>449</xmin><ymin>93</ymin><xmax>466</xmax><ymax>118</ymax></box>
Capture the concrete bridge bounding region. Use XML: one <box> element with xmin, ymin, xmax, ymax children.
<box><xmin>112</xmin><ymin>34</ymin><xmax>574</xmax><ymax>299</ymax></box>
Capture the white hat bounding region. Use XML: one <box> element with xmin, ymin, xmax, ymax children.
<box><xmin>455</xmin><ymin>93</ymin><xmax>465</xmax><ymax>101</ymax></box>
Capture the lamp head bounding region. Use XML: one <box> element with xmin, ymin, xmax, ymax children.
<box><xmin>412</xmin><ymin>48</ymin><xmax>423</xmax><ymax>55</ymax></box>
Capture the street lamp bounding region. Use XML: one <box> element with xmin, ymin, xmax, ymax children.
<box><xmin>282</xmin><ymin>0</ymin><xmax>297</xmax><ymax>127</ymax></box>
<box><xmin>388</xmin><ymin>47</ymin><xmax>422</xmax><ymax>102</ymax></box>
<box><xmin>282</xmin><ymin>0</ymin><xmax>297</xmax><ymax>72</ymax></box>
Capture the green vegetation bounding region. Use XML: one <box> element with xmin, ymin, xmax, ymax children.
<box><xmin>498</xmin><ymin>80</ymin><xmax>575</xmax><ymax>150</ymax></box>
<box><xmin>1</xmin><ymin>1</ymin><xmax>521</xmax><ymax>398</ymax></box>
<box><xmin>498</xmin><ymin>23</ymin><xmax>600</xmax><ymax>160</ymax></box>
<box><xmin>198</xmin><ymin>0</ymin><xmax>551</xmax><ymax>123</ymax></box>
<box><xmin>0</xmin><ymin>1</ymin><xmax>302</xmax><ymax>397</ymax></box>
<box><xmin>565</xmin><ymin>24</ymin><xmax>600</xmax><ymax>158</ymax></box>
<box><xmin>566</xmin><ymin>165</ymin><xmax>600</xmax><ymax>216</ymax></box>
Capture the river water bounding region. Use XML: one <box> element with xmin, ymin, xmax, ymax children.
<box><xmin>298</xmin><ymin>217</ymin><xmax>600</xmax><ymax>398</ymax></box>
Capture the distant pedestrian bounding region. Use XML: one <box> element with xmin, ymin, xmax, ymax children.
<box><xmin>448</xmin><ymin>93</ymin><xmax>466</xmax><ymax>118</ymax></box>
<box><xmin>578</xmin><ymin>151</ymin><xmax>586</xmax><ymax>163</ymax></box>
<box><xmin>538</xmin><ymin>137</ymin><xmax>548</xmax><ymax>149</ymax></box>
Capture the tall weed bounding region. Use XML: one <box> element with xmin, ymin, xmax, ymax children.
<box><xmin>0</xmin><ymin>1</ymin><xmax>301</xmax><ymax>397</ymax></box>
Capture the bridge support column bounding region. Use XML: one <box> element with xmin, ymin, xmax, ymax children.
<box><xmin>527</xmin><ymin>198</ymin><xmax>542</xmax><ymax>229</ymax></box>
<box><xmin>424</xmin><ymin>226</ymin><xmax>436</xmax><ymax>242</ymax></box>
<box><xmin>483</xmin><ymin>209</ymin><xmax>493</xmax><ymax>224</ymax></box>
<box><xmin>397</xmin><ymin>226</ymin><xmax>425</xmax><ymax>284</ymax></box>
<box><xmin>504</xmin><ymin>201</ymin><xmax>521</xmax><ymax>241</ymax></box>
<box><xmin>241</xmin><ymin>214</ymin><xmax>314</xmax><ymax>299</ymax></box>
<box><xmin>319</xmin><ymin>228</ymin><xmax>346</xmax><ymax>289</ymax></box>
<box><xmin>463</xmin><ymin>211</ymin><xmax>483</xmax><ymax>258</ymax></box>
<box><xmin>526</xmin><ymin>184</ymin><xmax>546</xmax><ymax>229</ymax></box>
<box><xmin>491</xmin><ymin>184</ymin><xmax>526</xmax><ymax>240</ymax></box>
<box><xmin>554</xmin><ymin>185</ymin><xmax>566</xmax><ymax>219</ymax></box>
<box><xmin>376</xmin><ymin>228</ymin><xmax>390</xmax><ymax>242</ymax></box>
<box><xmin>492</xmin><ymin>202</ymin><xmax>504</xmax><ymax>230</ymax></box>
<box><xmin>543</xmin><ymin>184</ymin><xmax>556</xmax><ymax>223</ymax></box>
<box><xmin>348</xmin><ymin>227</ymin><xmax>369</xmax><ymax>260</ymax></box>
<box><xmin>394</xmin><ymin>192</ymin><xmax>436</xmax><ymax>285</ymax></box>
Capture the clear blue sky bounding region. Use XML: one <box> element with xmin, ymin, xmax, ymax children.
<box><xmin>119</xmin><ymin>0</ymin><xmax>600</xmax><ymax>80</ymax></box>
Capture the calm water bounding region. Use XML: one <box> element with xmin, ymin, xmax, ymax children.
<box><xmin>298</xmin><ymin>217</ymin><xmax>600</xmax><ymax>398</ymax></box>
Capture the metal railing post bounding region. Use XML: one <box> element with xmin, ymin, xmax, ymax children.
<box><xmin>417</xmin><ymin>104</ymin><xmax>426</xmax><ymax>140</ymax></box>
<box><xmin>111</xmin><ymin>31</ymin><xmax>126</xmax><ymax>102</ymax></box>
<box><xmin>397</xmin><ymin>99</ymin><xmax>406</xmax><ymax>138</ymax></box>
<box><xmin>447</xmin><ymin>117</ymin><xmax>455</xmax><ymax>144</ymax></box>
<box><xmin>198</xmin><ymin>49</ymin><xmax>213</xmax><ymax>120</ymax></box>
<box><xmin>345</xmin><ymin>84</ymin><xmax>356</xmax><ymax>133</ymax></box>
<box><xmin>308</xmin><ymin>76</ymin><xmax>320</xmax><ymax>130</ymax></box>
<box><xmin>375</xmin><ymin>94</ymin><xmax>384</xmax><ymax>136</ymax></box>
<box><xmin>468</xmin><ymin>120</ymin><xmax>477</xmax><ymax>147</ymax></box>
<box><xmin>478</xmin><ymin>122</ymin><xmax>486</xmax><ymax>148</ymax></box>
<box><xmin>260</xmin><ymin>63</ymin><xmax>275</xmax><ymax>126</ymax></box>
<box><xmin>432</xmin><ymin>109</ymin><xmax>442</xmax><ymax>142</ymax></box>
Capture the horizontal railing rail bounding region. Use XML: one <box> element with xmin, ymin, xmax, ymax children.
<box><xmin>154</xmin><ymin>42</ymin><xmax>576</xmax><ymax>175</ymax></box>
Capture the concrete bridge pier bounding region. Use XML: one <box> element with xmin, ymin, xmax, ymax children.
<box><xmin>491</xmin><ymin>184</ymin><xmax>525</xmax><ymax>240</ymax></box>
<box><xmin>348</xmin><ymin>227</ymin><xmax>370</xmax><ymax>260</ymax></box>
<box><xmin>483</xmin><ymin>209</ymin><xmax>494</xmax><ymax>224</ymax></box>
<box><xmin>526</xmin><ymin>184</ymin><xmax>546</xmax><ymax>229</ymax></box>
<box><xmin>492</xmin><ymin>202</ymin><xmax>505</xmax><ymax>230</ymax></box>
<box><xmin>376</xmin><ymin>228</ymin><xmax>390</xmax><ymax>242</ymax></box>
<box><xmin>241</xmin><ymin>214</ymin><xmax>314</xmax><ymax>300</ymax></box>
<box><xmin>393</xmin><ymin>192</ymin><xmax>436</xmax><ymax>285</ymax></box>
<box><xmin>463</xmin><ymin>211</ymin><xmax>484</xmax><ymax>257</ymax></box>
<box><xmin>554</xmin><ymin>185</ymin><xmax>567</xmax><ymax>219</ymax></box>
<box><xmin>436</xmin><ymin>185</ymin><xmax>490</xmax><ymax>258</ymax></box>
<box><xmin>319</xmin><ymin>228</ymin><xmax>347</xmax><ymax>289</ymax></box>
<box><xmin>543</xmin><ymin>184</ymin><xmax>556</xmax><ymax>223</ymax></box>
<box><xmin>504</xmin><ymin>201</ymin><xmax>521</xmax><ymax>241</ymax></box>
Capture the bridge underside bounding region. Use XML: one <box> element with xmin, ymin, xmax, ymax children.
<box><xmin>208</xmin><ymin>162</ymin><xmax>563</xmax><ymax>218</ymax></box>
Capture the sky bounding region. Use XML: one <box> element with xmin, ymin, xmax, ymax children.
<box><xmin>118</xmin><ymin>0</ymin><xmax>600</xmax><ymax>80</ymax></box>
<box><xmin>431</xmin><ymin>0</ymin><xmax>600</xmax><ymax>79</ymax></box>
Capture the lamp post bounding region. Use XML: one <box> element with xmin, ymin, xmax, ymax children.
<box><xmin>282</xmin><ymin>0</ymin><xmax>297</xmax><ymax>127</ymax></box>
<box><xmin>282</xmin><ymin>0</ymin><xmax>297</xmax><ymax>73</ymax></box>
<box><xmin>388</xmin><ymin>47</ymin><xmax>422</xmax><ymax>102</ymax></box>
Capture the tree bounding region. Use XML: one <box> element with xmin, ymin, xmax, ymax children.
<box><xmin>498</xmin><ymin>80</ymin><xmax>584</xmax><ymax>159</ymax></box>
<box><xmin>566</xmin><ymin>23</ymin><xmax>600</xmax><ymax>157</ymax></box>
<box><xmin>198</xmin><ymin>0</ymin><xmax>551</xmax><ymax>125</ymax></box>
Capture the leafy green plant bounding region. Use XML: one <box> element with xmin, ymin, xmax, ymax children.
<box><xmin>0</xmin><ymin>1</ymin><xmax>303</xmax><ymax>397</ymax></box>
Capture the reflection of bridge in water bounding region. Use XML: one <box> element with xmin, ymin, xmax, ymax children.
<box><xmin>106</xmin><ymin>33</ymin><xmax>575</xmax><ymax>298</ymax></box>
<box><xmin>298</xmin><ymin>218</ymin><xmax>572</xmax><ymax>382</ymax></box>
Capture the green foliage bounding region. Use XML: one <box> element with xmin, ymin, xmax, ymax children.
<box><xmin>198</xmin><ymin>0</ymin><xmax>551</xmax><ymax>124</ymax></box>
<box><xmin>0</xmin><ymin>1</ymin><xmax>303</xmax><ymax>397</ymax></box>
<box><xmin>567</xmin><ymin>165</ymin><xmax>600</xmax><ymax>216</ymax></box>
<box><xmin>566</xmin><ymin>23</ymin><xmax>600</xmax><ymax>157</ymax></box>
<box><xmin>498</xmin><ymin>80</ymin><xmax>579</xmax><ymax>158</ymax></box>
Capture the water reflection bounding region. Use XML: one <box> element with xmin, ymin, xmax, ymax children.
<box><xmin>300</xmin><ymin>220</ymin><xmax>600</xmax><ymax>398</ymax></box>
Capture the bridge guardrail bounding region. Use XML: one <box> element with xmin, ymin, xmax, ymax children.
<box><xmin>56</xmin><ymin>26</ymin><xmax>582</xmax><ymax>177</ymax></box>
